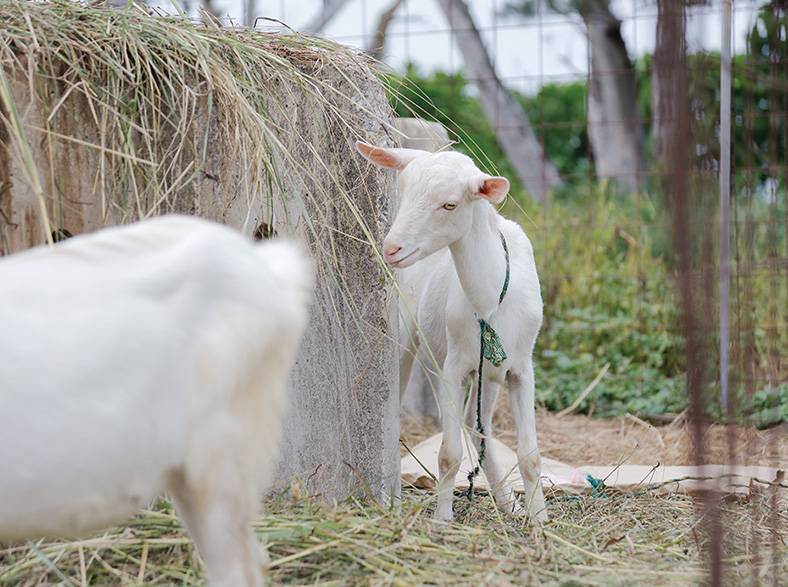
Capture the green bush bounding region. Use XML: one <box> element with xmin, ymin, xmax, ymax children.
<box><xmin>510</xmin><ymin>185</ymin><xmax>687</xmax><ymax>417</ymax></box>
<box><xmin>750</xmin><ymin>383</ymin><xmax>788</xmax><ymax>428</ymax></box>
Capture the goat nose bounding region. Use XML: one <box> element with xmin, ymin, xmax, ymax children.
<box><xmin>382</xmin><ymin>242</ymin><xmax>401</xmax><ymax>262</ymax></box>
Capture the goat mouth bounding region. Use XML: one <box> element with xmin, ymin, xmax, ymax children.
<box><xmin>389</xmin><ymin>248</ymin><xmax>420</xmax><ymax>268</ymax></box>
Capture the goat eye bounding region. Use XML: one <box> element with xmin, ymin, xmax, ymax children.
<box><xmin>442</xmin><ymin>202</ymin><xmax>457</xmax><ymax>210</ymax></box>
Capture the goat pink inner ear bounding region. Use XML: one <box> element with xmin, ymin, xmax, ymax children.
<box><xmin>356</xmin><ymin>141</ymin><xmax>407</xmax><ymax>171</ymax></box>
<box><xmin>477</xmin><ymin>176</ymin><xmax>510</xmax><ymax>203</ymax></box>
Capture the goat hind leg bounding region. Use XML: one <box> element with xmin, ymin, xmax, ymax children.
<box><xmin>466</xmin><ymin>379</ymin><xmax>519</xmax><ymax>513</ymax></box>
<box><xmin>398</xmin><ymin>316</ymin><xmax>419</xmax><ymax>404</ymax></box>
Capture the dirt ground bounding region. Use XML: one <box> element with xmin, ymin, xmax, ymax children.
<box><xmin>401</xmin><ymin>392</ymin><xmax>788</xmax><ymax>471</ymax></box>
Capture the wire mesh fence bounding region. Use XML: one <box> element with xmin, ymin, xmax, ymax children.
<box><xmin>252</xmin><ymin>0</ymin><xmax>787</xmax><ymax>582</ymax></box>
<box><xmin>1</xmin><ymin>0</ymin><xmax>786</xmax><ymax>583</ymax></box>
<box><xmin>186</xmin><ymin>0</ymin><xmax>788</xmax><ymax>581</ymax></box>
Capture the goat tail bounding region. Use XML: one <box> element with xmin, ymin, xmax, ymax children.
<box><xmin>254</xmin><ymin>239</ymin><xmax>314</xmax><ymax>311</ymax></box>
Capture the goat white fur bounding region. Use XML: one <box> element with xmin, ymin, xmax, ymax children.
<box><xmin>357</xmin><ymin>141</ymin><xmax>548</xmax><ymax>523</ymax></box>
<box><xmin>0</xmin><ymin>215</ymin><xmax>312</xmax><ymax>586</ymax></box>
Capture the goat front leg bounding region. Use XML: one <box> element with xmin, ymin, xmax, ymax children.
<box><xmin>434</xmin><ymin>362</ymin><xmax>468</xmax><ymax>523</ymax></box>
<box><xmin>508</xmin><ymin>365</ymin><xmax>549</xmax><ymax>522</ymax></box>
<box><xmin>169</xmin><ymin>469</ymin><xmax>266</xmax><ymax>587</ymax></box>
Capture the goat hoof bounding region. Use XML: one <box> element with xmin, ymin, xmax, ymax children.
<box><xmin>430</xmin><ymin>518</ymin><xmax>453</xmax><ymax>533</ymax></box>
<box><xmin>532</xmin><ymin>507</ymin><xmax>549</xmax><ymax>523</ymax></box>
<box><xmin>509</xmin><ymin>501</ymin><xmax>528</xmax><ymax>517</ymax></box>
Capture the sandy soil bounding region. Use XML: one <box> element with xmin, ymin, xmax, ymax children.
<box><xmin>401</xmin><ymin>393</ymin><xmax>788</xmax><ymax>471</ymax></box>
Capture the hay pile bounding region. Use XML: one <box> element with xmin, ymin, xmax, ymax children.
<box><xmin>0</xmin><ymin>0</ymin><xmax>391</xmax><ymax>250</ymax></box>
<box><xmin>2</xmin><ymin>486</ymin><xmax>786</xmax><ymax>585</ymax></box>
<box><xmin>2</xmin><ymin>402</ymin><xmax>785</xmax><ymax>584</ymax></box>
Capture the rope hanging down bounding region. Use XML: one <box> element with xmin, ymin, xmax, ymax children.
<box><xmin>466</xmin><ymin>231</ymin><xmax>509</xmax><ymax>501</ymax></box>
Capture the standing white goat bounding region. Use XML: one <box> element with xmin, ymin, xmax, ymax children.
<box><xmin>357</xmin><ymin>141</ymin><xmax>548</xmax><ymax>523</ymax></box>
<box><xmin>0</xmin><ymin>215</ymin><xmax>312</xmax><ymax>586</ymax></box>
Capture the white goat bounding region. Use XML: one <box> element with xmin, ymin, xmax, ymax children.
<box><xmin>0</xmin><ymin>215</ymin><xmax>312</xmax><ymax>586</ymax></box>
<box><xmin>357</xmin><ymin>141</ymin><xmax>548</xmax><ymax>523</ymax></box>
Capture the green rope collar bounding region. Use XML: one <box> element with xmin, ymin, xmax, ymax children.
<box><xmin>466</xmin><ymin>231</ymin><xmax>510</xmax><ymax>501</ymax></box>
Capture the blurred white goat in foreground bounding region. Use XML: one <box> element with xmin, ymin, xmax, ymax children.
<box><xmin>0</xmin><ymin>215</ymin><xmax>312</xmax><ymax>587</ymax></box>
<box><xmin>357</xmin><ymin>141</ymin><xmax>548</xmax><ymax>523</ymax></box>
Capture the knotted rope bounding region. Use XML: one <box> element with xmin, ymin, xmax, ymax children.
<box><xmin>465</xmin><ymin>231</ymin><xmax>509</xmax><ymax>501</ymax></box>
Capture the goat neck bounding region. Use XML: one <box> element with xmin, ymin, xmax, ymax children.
<box><xmin>447</xmin><ymin>202</ymin><xmax>507</xmax><ymax>319</ymax></box>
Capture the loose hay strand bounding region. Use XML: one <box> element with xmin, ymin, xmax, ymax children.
<box><xmin>0</xmin><ymin>65</ymin><xmax>54</xmax><ymax>243</ymax></box>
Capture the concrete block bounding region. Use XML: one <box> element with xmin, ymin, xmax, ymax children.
<box><xmin>0</xmin><ymin>27</ymin><xmax>400</xmax><ymax>504</ymax></box>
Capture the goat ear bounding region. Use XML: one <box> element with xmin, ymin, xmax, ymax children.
<box><xmin>475</xmin><ymin>175</ymin><xmax>510</xmax><ymax>204</ymax></box>
<box><xmin>356</xmin><ymin>141</ymin><xmax>426</xmax><ymax>171</ymax></box>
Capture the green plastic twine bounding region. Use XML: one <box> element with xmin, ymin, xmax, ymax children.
<box><xmin>465</xmin><ymin>232</ymin><xmax>510</xmax><ymax>501</ymax></box>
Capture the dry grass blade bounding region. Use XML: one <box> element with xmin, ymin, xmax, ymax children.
<box><xmin>0</xmin><ymin>65</ymin><xmax>54</xmax><ymax>243</ymax></box>
<box><xmin>556</xmin><ymin>362</ymin><xmax>610</xmax><ymax>418</ymax></box>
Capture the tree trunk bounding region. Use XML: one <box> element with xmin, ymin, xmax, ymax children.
<box><xmin>243</xmin><ymin>0</ymin><xmax>255</xmax><ymax>26</ymax></box>
<box><xmin>652</xmin><ymin>0</ymin><xmax>686</xmax><ymax>163</ymax></box>
<box><xmin>303</xmin><ymin>0</ymin><xmax>402</xmax><ymax>62</ymax></box>
<box><xmin>435</xmin><ymin>0</ymin><xmax>562</xmax><ymax>204</ymax></box>
<box><xmin>366</xmin><ymin>0</ymin><xmax>405</xmax><ymax>61</ymax></box>
<box><xmin>584</xmin><ymin>3</ymin><xmax>646</xmax><ymax>193</ymax></box>
<box><xmin>303</xmin><ymin>0</ymin><xmax>350</xmax><ymax>32</ymax></box>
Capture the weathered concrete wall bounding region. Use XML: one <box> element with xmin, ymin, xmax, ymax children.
<box><xmin>0</xmin><ymin>48</ymin><xmax>400</xmax><ymax>503</ymax></box>
<box><xmin>263</xmin><ymin>65</ymin><xmax>401</xmax><ymax>501</ymax></box>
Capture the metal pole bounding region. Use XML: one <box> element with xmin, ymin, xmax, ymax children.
<box><xmin>719</xmin><ymin>0</ymin><xmax>732</xmax><ymax>413</ymax></box>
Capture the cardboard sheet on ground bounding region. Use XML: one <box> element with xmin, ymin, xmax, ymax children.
<box><xmin>402</xmin><ymin>434</ymin><xmax>784</xmax><ymax>496</ymax></box>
